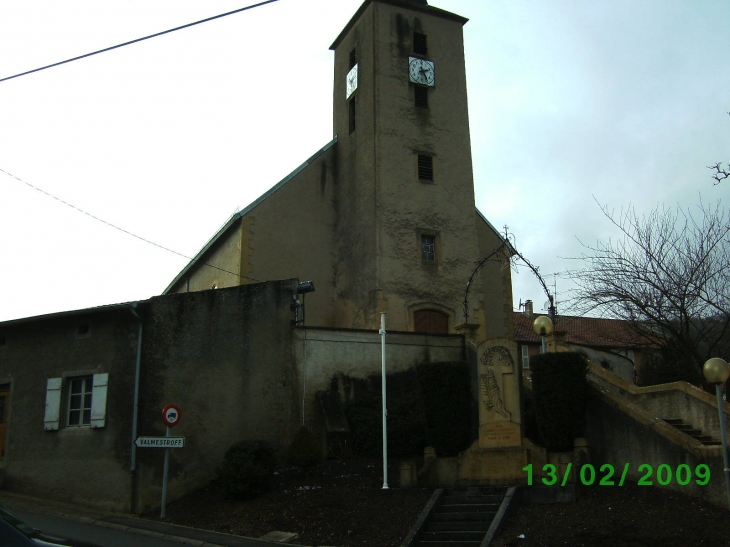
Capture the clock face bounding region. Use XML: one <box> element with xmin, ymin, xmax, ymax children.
<box><xmin>346</xmin><ymin>63</ymin><xmax>358</xmax><ymax>99</ymax></box>
<box><xmin>409</xmin><ymin>57</ymin><xmax>435</xmax><ymax>87</ymax></box>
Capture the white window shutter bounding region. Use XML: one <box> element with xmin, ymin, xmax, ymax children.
<box><xmin>44</xmin><ymin>377</ymin><xmax>62</xmax><ymax>431</ymax></box>
<box><xmin>90</xmin><ymin>373</ymin><xmax>109</xmax><ymax>428</ymax></box>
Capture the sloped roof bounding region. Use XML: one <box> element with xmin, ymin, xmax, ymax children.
<box><xmin>163</xmin><ymin>135</ymin><xmax>510</xmax><ymax>296</ymax></box>
<box><xmin>162</xmin><ymin>137</ymin><xmax>338</xmax><ymax>295</ymax></box>
<box><xmin>514</xmin><ymin>312</ymin><xmax>654</xmax><ymax>349</ymax></box>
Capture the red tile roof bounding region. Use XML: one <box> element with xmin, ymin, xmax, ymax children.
<box><xmin>514</xmin><ymin>312</ymin><xmax>653</xmax><ymax>349</ymax></box>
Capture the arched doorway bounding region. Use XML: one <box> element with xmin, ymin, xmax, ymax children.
<box><xmin>414</xmin><ymin>309</ymin><xmax>449</xmax><ymax>334</ymax></box>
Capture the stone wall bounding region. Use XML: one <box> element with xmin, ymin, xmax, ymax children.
<box><xmin>585</xmin><ymin>364</ymin><xmax>727</xmax><ymax>507</ymax></box>
<box><xmin>134</xmin><ymin>280</ymin><xmax>301</xmax><ymax>513</ymax></box>
<box><xmin>294</xmin><ymin>327</ymin><xmax>464</xmax><ymax>436</ymax></box>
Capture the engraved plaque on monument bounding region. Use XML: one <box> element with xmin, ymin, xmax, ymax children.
<box><xmin>477</xmin><ymin>338</ymin><xmax>522</xmax><ymax>448</ymax></box>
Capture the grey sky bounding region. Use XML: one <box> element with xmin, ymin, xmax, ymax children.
<box><xmin>1</xmin><ymin>0</ymin><xmax>728</xmax><ymax>322</ymax></box>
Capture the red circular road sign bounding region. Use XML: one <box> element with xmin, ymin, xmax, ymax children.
<box><xmin>162</xmin><ymin>404</ymin><xmax>181</xmax><ymax>427</ymax></box>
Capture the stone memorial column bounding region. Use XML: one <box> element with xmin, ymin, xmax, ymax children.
<box><xmin>476</xmin><ymin>338</ymin><xmax>522</xmax><ymax>448</ymax></box>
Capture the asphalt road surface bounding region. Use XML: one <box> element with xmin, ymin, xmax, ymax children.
<box><xmin>7</xmin><ymin>507</ymin><xmax>187</xmax><ymax>547</ymax></box>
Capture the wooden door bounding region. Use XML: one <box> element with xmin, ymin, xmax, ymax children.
<box><xmin>414</xmin><ymin>310</ymin><xmax>449</xmax><ymax>334</ymax></box>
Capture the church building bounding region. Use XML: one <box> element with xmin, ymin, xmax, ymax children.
<box><xmin>164</xmin><ymin>0</ymin><xmax>514</xmax><ymax>342</ymax></box>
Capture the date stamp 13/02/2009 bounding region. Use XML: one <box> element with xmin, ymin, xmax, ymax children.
<box><xmin>523</xmin><ymin>463</ymin><xmax>711</xmax><ymax>487</ymax></box>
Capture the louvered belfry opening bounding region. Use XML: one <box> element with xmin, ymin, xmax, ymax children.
<box><xmin>415</xmin><ymin>85</ymin><xmax>428</xmax><ymax>108</ymax></box>
<box><xmin>414</xmin><ymin>309</ymin><xmax>448</xmax><ymax>334</ymax></box>
<box><xmin>418</xmin><ymin>154</ymin><xmax>433</xmax><ymax>180</ymax></box>
<box><xmin>413</xmin><ymin>32</ymin><xmax>428</xmax><ymax>55</ymax></box>
<box><xmin>349</xmin><ymin>97</ymin><xmax>356</xmax><ymax>133</ymax></box>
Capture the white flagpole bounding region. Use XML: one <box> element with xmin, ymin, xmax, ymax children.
<box><xmin>380</xmin><ymin>312</ymin><xmax>389</xmax><ymax>490</ymax></box>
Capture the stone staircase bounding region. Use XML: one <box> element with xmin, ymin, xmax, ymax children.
<box><xmin>405</xmin><ymin>487</ymin><xmax>512</xmax><ymax>547</ymax></box>
<box><xmin>663</xmin><ymin>418</ymin><xmax>722</xmax><ymax>446</ymax></box>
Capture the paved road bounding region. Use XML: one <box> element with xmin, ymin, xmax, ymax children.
<box><xmin>8</xmin><ymin>507</ymin><xmax>192</xmax><ymax>547</ymax></box>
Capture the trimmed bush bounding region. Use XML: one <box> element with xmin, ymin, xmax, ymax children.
<box><xmin>345</xmin><ymin>370</ymin><xmax>428</xmax><ymax>458</ymax></box>
<box><xmin>415</xmin><ymin>361</ymin><xmax>472</xmax><ymax>456</ymax></box>
<box><xmin>531</xmin><ymin>352</ymin><xmax>589</xmax><ymax>451</ymax></box>
<box><xmin>343</xmin><ymin>363</ymin><xmax>473</xmax><ymax>458</ymax></box>
<box><xmin>220</xmin><ymin>439</ymin><xmax>276</xmax><ymax>499</ymax></box>
<box><xmin>287</xmin><ymin>426</ymin><xmax>322</xmax><ymax>470</ymax></box>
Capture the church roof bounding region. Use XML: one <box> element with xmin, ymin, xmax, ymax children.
<box><xmin>163</xmin><ymin>135</ymin><xmax>510</xmax><ymax>295</ymax></box>
<box><xmin>162</xmin><ymin>137</ymin><xmax>337</xmax><ymax>294</ymax></box>
<box><xmin>330</xmin><ymin>0</ymin><xmax>468</xmax><ymax>51</ymax></box>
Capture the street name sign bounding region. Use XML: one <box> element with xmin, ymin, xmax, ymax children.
<box><xmin>135</xmin><ymin>436</ymin><xmax>185</xmax><ymax>448</ymax></box>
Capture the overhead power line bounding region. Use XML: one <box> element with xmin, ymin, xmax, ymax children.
<box><xmin>0</xmin><ymin>0</ymin><xmax>280</xmax><ymax>83</ymax></box>
<box><xmin>0</xmin><ymin>167</ymin><xmax>260</xmax><ymax>283</ymax></box>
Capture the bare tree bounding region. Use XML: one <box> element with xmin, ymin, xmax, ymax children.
<box><xmin>708</xmin><ymin>162</ymin><xmax>730</xmax><ymax>185</ymax></box>
<box><xmin>707</xmin><ymin>112</ymin><xmax>730</xmax><ymax>185</ymax></box>
<box><xmin>568</xmin><ymin>200</ymin><xmax>730</xmax><ymax>384</ymax></box>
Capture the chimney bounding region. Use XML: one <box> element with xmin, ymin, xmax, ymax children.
<box><xmin>524</xmin><ymin>300</ymin><xmax>533</xmax><ymax>318</ymax></box>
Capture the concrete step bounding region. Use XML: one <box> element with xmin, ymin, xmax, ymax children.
<box><xmin>419</xmin><ymin>541</ymin><xmax>481</xmax><ymax>547</ymax></box>
<box><xmin>425</xmin><ymin>521</ymin><xmax>491</xmax><ymax>532</ymax></box>
<box><xmin>420</xmin><ymin>530</ymin><xmax>485</xmax><ymax>541</ymax></box>
<box><xmin>431</xmin><ymin>510</ymin><xmax>496</xmax><ymax>522</ymax></box>
<box><xmin>440</xmin><ymin>494</ymin><xmax>503</xmax><ymax>504</ymax></box>
<box><xmin>663</xmin><ymin>418</ymin><xmax>720</xmax><ymax>445</ymax></box>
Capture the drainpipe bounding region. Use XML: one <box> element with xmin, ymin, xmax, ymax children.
<box><xmin>129</xmin><ymin>304</ymin><xmax>143</xmax><ymax>513</ymax></box>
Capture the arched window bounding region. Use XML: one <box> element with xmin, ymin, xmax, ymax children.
<box><xmin>414</xmin><ymin>309</ymin><xmax>449</xmax><ymax>334</ymax></box>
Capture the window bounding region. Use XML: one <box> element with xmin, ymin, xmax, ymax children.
<box><xmin>413</xmin><ymin>32</ymin><xmax>428</xmax><ymax>55</ymax></box>
<box><xmin>421</xmin><ymin>234</ymin><xmax>435</xmax><ymax>261</ymax></box>
<box><xmin>44</xmin><ymin>373</ymin><xmax>108</xmax><ymax>430</ymax></box>
<box><xmin>67</xmin><ymin>377</ymin><xmax>92</xmax><ymax>427</ymax></box>
<box><xmin>418</xmin><ymin>155</ymin><xmax>433</xmax><ymax>181</ymax></box>
<box><xmin>349</xmin><ymin>96</ymin><xmax>356</xmax><ymax>133</ymax></box>
<box><xmin>415</xmin><ymin>85</ymin><xmax>428</xmax><ymax>108</ymax></box>
<box><xmin>522</xmin><ymin>345</ymin><xmax>530</xmax><ymax>370</ymax></box>
<box><xmin>414</xmin><ymin>309</ymin><xmax>448</xmax><ymax>334</ymax></box>
<box><xmin>349</xmin><ymin>48</ymin><xmax>357</xmax><ymax>69</ymax></box>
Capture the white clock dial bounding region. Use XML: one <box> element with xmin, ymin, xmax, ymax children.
<box><xmin>346</xmin><ymin>63</ymin><xmax>358</xmax><ymax>99</ymax></box>
<box><xmin>408</xmin><ymin>57</ymin><xmax>435</xmax><ymax>87</ymax></box>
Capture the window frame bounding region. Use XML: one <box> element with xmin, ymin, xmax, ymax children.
<box><xmin>66</xmin><ymin>376</ymin><xmax>93</xmax><ymax>428</ymax></box>
<box><xmin>420</xmin><ymin>232</ymin><xmax>436</xmax><ymax>263</ymax></box>
<box><xmin>521</xmin><ymin>345</ymin><xmax>530</xmax><ymax>370</ymax></box>
<box><xmin>44</xmin><ymin>373</ymin><xmax>109</xmax><ymax>431</ymax></box>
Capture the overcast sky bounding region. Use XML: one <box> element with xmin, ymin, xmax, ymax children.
<box><xmin>1</xmin><ymin>0</ymin><xmax>729</xmax><ymax>323</ymax></box>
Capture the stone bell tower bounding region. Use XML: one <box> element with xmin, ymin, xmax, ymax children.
<box><xmin>329</xmin><ymin>0</ymin><xmax>483</xmax><ymax>334</ymax></box>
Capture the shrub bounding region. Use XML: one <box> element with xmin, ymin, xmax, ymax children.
<box><xmin>415</xmin><ymin>361</ymin><xmax>472</xmax><ymax>456</ymax></box>
<box><xmin>531</xmin><ymin>352</ymin><xmax>589</xmax><ymax>451</ymax></box>
<box><xmin>220</xmin><ymin>439</ymin><xmax>276</xmax><ymax>499</ymax></box>
<box><xmin>344</xmin><ymin>369</ymin><xmax>428</xmax><ymax>458</ymax></box>
<box><xmin>287</xmin><ymin>426</ymin><xmax>322</xmax><ymax>470</ymax></box>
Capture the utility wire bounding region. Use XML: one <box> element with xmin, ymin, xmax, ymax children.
<box><xmin>0</xmin><ymin>0</ymin><xmax>280</xmax><ymax>83</ymax></box>
<box><xmin>0</xmin><ymin>167</ymin><xmax>261</xmax><ymax>283</ymax></box>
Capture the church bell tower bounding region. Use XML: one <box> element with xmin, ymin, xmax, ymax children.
<box><xmin>330</xmin><ymin>0</ymin><xmax>482</xmax><ymax>333</ymax></box>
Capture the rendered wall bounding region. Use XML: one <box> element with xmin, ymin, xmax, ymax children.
<box><xmin>168</xmin><ymin>144</ymin><xmax>339</xmax><ymax>329</ymax></box>
<box><xmin>475</xmin><ymin>213</ymin><xmax>514</xmax><ymax>341</ymax></box>
<box><xmin>0</xmin><ymin>309</ymin><xmax>139</xmax><ymax>512</ymax></box>
<box><xmin>294</xmin><ymin>327</ymin><xmax>463</xmax><ymax>435</ymax></box>
<box><xmin>585</xmin><ymin>387</ymin><xmax>726</xmax><ymax>507</ymax></box>
<box><xmin>134</xmin><ymin>280</ymin><xmax>300</xmax><ymax>513</ymax></box>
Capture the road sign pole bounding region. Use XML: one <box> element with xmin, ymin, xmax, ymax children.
<box><xmin>161</xmin><ymin>425</ymin><xmax>170</xmax><ymax>518</ymax></box>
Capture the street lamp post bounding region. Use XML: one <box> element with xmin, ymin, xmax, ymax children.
<box><xmin>703</xmin><ymin>357</ymin><xmax>730</xmax><ymax>510</ymax></box>
<box><xmin>533</xmin><ymin>316</ymin><xmax>554</xmax><ymax>354</ymax></box>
